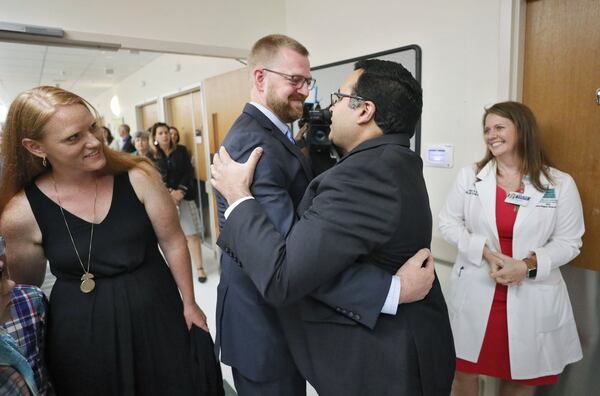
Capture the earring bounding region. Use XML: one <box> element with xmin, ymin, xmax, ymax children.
<box><xmin>42</xmin><ymin>156</ymin><xmax>47</xmax><ymax>167</ymax></box>
<box><xmin>154</xmin><ymin>140</ymin><xmax>158</xmax><ymax>146</ymax></box>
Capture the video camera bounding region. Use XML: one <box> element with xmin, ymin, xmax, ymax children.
<box><xmin>299</xmin><ymin>102</ymin><xmax>332</xmax><ymax>150</ymax></box>
<box><xmin>298</xmin><ymin>101</ymin><xmax>338</xmax><ymax>175</ymax></box>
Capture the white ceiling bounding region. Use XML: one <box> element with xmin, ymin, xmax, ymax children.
<box><xmin>0</xmin><ymin>41</ymin><xmax>161</xmax><ymax>108</ymax></box>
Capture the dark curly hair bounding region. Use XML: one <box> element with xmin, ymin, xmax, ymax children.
<box><xmin>352</xmin><ymin>59</ymin><xmax>422</xmax><ymax>137</ymax></box>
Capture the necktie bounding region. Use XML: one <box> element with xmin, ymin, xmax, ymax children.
<box><xmin>284</xmin><ymin>128</ymin><xmax>294</xmax><ymax>143</ymax></box>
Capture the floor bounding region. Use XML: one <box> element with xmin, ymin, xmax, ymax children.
<box><xmin>192</xmin><ymin>246</ymin><xmax>320</xmax><ymax>396</ymax></box>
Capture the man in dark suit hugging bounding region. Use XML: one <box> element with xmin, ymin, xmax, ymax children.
<box><xmin>212</xmin><ymin>58</ymin><xmax>455</xmax><ymax>396</ymax></box>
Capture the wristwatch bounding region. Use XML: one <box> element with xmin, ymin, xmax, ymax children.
<box><xmin>523</xmin><ymin>255</ymin><xmax>537</xmax><ymax>279</ymax></box>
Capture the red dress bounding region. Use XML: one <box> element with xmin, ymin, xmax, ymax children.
<box><xmin>455</xmin><ymin>186</ymin><xmax>558</xmax><ymax>385</ymax></box>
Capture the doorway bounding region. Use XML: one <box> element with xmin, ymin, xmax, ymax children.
<box><xmin>166</xmin><ymin>89</ymin><xmax>212</xmax><ymax>245</ymax></box>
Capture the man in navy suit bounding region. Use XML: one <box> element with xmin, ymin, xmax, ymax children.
<box><xmin>215</xmin><ymin>35</ymin><xmax>436</xmax><ymax>396</ymax></box>
<box><xmin>118</xmin><ymin>124</ymin><xmax>135</xmax><ymax>153</ymax></box>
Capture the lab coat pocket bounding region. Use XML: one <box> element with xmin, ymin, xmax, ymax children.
<box><xmin>534</xmin><ymin>281</ymin><xmax>572</xmax><ymax>333</ymax></box>
<box><xmin>446</xmin><ymin>263</ymin><xmax>468</xmax><ymax>320</ymax></box>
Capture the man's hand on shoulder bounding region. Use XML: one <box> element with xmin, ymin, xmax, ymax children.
<box><xmin>397</xmin><ymin>248</ymin><xmax>435</xmax><ymax>304</ymax></box>
<box><xmin>210</xmin><ymin>146</ymin><xmax>263</xmax><ymax>205</ymax></box>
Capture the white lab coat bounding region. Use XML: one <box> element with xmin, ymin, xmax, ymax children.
<box><xmin>438</xmin><ymin>161</ymin><xmax>584</xmax><ymax>379</ymax></box>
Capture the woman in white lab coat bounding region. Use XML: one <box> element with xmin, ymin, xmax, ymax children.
<box><xmin>439</xmin><ymin>101</ymin><xmax>584</xmax><ymax>396</ymax></box>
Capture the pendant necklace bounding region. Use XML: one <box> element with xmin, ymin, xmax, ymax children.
<box><xmin>52</xmin><ymin>174</ymin><xmax>97</xmax><ymax>294</ymax></box>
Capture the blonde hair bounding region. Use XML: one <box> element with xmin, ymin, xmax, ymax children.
<box><xmin>0</xmin><ymin>86</ymin><xmax>149</xmax><ymax>213</ymax></box>
<box><xmin>247</xmin><ymin>34</ymin><xmax>309</xmax><ymax>70</ymax></box>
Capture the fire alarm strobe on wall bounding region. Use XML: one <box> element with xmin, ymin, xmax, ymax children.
<box><xmin>424</xmin><ymin>144</ymin><xmax>454</xmax><ymax>168</ymax></box>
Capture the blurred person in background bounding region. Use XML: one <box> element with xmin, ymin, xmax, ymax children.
<box><xmin>133</xmin><ymin>130</ymin><xmax>155</xmax><ymax>160</ymax></box>
<box><xmin>151</xmin><ymin>122</ymin><xmax>206</xmax><ymax>282</ymax></box>
<box><xmin>99</xmin><ymin>126</ymin><xmax>115</xmax><ymax>149</ymax></box>
<box><xmin>169</xmin><ymin>126</ymin><xmax>181</xmax><ymax>146</ymax></box>
<box><xmin>117</xmin><ymin>124</ymin><xmax>135</xmax><ymax>153</ymax></box>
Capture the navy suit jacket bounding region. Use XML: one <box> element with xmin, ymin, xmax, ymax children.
<box><xmin>121</xmin><ymin>135</ymin><xmax>135</xmax><ymax>153</ymax></box>
<box><xmin>215</xmin><ymin>104</ymin><xmax>392</xmax><ymax>382</ymax></box>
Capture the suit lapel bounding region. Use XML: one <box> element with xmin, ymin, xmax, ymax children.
<box><xmin>243</xmin><ymin>104</ymin><xmax>313</xmax><ymax>180</ymax></box>
<box><xmin>475</xmin><ymin>162</ymin><xmax>499</xmax><ymax>244</ymax></box>
<box><xmin>270</xmin><ymin>126</ymin><xmax>313</xmax><ymax>180</ymax></box>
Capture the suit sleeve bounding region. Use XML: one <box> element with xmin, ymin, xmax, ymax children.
<box><xmin>218</xmin><ymin>153</ymin><xmax>399</xmax><ymax>310</ymax></box>
<box><xmin>438</xmin><ymin>166</ymin><xmax>487</xmax><ymax>266</ymax></box>
<box><xmin>234</xmin><ymin>143</ymin><xmax>296</xmax><ymax>236</ymax></box>
<box><xmin>225</xmin><ymin>141</ymin><xmax>391</xmax><ymax>328</ymax></box>
<box><xmin>308</xmin><ymin>265</ymin><xmax>392</xmax><ymax>328</ymax></box>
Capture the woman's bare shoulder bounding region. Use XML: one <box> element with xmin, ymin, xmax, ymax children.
<box><xmin>0</xmin><ymin>190</ymin><xmax>46</xmax><ymax>285</ymax></box>
<box><xmin>0</xmin><ymin>189</ymin><xmax>43</xmax><ymax>256</ymax></box>
<box><xmin>0</xmin><ymin>191</ymin><xmax>38</xmax><ymax>233</ymax></box>
<box><xmin>128</xmin><ymin>162</ymin><xmax>164</xmax><ymax>202</ymax></box>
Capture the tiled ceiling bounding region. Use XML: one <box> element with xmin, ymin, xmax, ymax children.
<box><xmin>0</xmin><ymin>41</ymin><xmax>161</xmax><ymax>107</ymax></box>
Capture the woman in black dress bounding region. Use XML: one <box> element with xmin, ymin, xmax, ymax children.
<box><xmin>0</xmin><ymin>86</ymin><xmax>208</xmax><ymax>395</ymax></box>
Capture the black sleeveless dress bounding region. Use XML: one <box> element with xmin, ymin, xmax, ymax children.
<box><xmin>25</xmin><ymin>173</ymin><xmax>197</xmax><ymax>395</ymax></box>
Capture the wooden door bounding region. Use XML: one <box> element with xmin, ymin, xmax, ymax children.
<box><xmin>139</xmin><ymin>101</ymin><xmax>158</xmax><ymax>132</ymax></box>
<box><xmin>522</xmin><ymin>0</ymin><xmax>600</xmax><ymax>271</ymax></box>
<box><xmin>203</xmin><ymin>67</ymin><xmax>250</xmax><ymax>153</ymax></box>
<box><xmin>203</xmin><ymin>67</ymin><xmax>250</xmax><ymax>235</ymax></box>
<box><xmin>167</xmin><ymin>91</ymin><xmax>208</xmax><ymax>181</ymax></box>
<box><xmin>167</xmin><ymin>90</ymin><xmax>213</xmax><ymax>244</ymax></box>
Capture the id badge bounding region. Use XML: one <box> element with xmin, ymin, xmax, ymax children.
<box><xmin>504</xmin><ymin>192</ymin><xmax>530</xmax><ymax>207</ymax></box>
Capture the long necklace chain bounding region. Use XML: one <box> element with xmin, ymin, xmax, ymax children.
<box><xmin>51</xmin><ymin>174</ymin><xmax>97</xmax><ymax>292</ymax></box>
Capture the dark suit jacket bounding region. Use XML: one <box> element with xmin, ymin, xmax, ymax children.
<box><xmin>219</xmin><ymin>133</ymin><xmax>455</xmax><ymax>395</ymax></box>
<box><xmin>121</xmin><ymin>135</ymin><xmax>135</xmax><ymax>153</ymax></box>
<box><xmin>215</xmin><ymin>104</ymin><xmax>392</xmax><ymax>382</ymax></box>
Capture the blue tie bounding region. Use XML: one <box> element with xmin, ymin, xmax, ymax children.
<box><xmin>284</xmin><ymin>128</ymin><xmax>294</xmax><ymax>143</ymax></box>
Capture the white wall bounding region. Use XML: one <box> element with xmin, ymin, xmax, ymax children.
<box><xmin>2</xmin><ymin>0</ymin><xmax>285</xmax><ymax>52</ymax></box>
<box><xmin>92</xmin><ymin>53</ymin><xmax>243</xmax><ymax>131</ymax></box>
<box><xmin>286</xmin><ymin>0</ymin><xmax>512</xmax><ymax>263</ymax></box>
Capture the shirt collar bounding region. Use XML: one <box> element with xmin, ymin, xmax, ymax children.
<box><xmin>249</xmin><ymin>102</ymin><xmax>291</xmax><ymax>136</ymax></box>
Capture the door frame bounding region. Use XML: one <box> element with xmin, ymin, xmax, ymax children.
<box><xmin>162</xmin><ymin>84</ymin><xmax>218</xmax><ymax>254</ymax></box>
<box><xmin>499</xmin><ymin>0</ymin><xmax>527</xmax><ymax>101</ymax></box>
